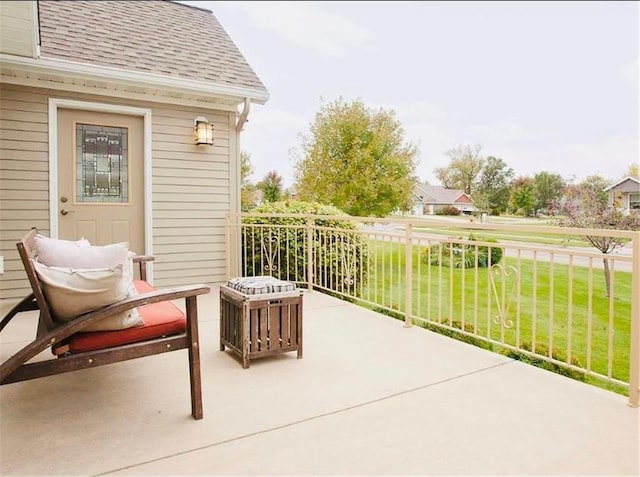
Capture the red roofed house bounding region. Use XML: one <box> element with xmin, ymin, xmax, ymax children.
<box><xmin>0</xmin><ymin>0</ymin><xmax>269</xmax><ymax>299</ymax></box>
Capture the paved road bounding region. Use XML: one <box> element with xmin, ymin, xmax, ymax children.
<box><xmin>364</xmin><ymin>224</ymin><xmax>634</xmax><ymax>273</ymax></box>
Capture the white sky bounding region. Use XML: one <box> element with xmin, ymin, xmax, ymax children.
<box><xmin>183</xmin><ymin>1</ymin><xmax>639</xmax><ymax>188</ymax></box>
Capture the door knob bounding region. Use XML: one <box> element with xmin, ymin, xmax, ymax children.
<box><xmin>60</xmin><ymin>209</ymin><xmax>74</xmax><ymax>216</ymax></box>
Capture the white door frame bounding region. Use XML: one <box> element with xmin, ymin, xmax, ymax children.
<box><xmin>48</xmin><ymin>98</ymin><xmax>153</xmax><ymax>281</ymax></box>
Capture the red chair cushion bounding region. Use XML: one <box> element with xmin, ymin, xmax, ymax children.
<box><xmin>65</xmin><ymin>280</ymin><xmax>186</xmax><ymax>353</ymax></box>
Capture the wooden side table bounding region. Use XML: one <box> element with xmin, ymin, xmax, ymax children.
<box><xmin>219</xmin><ymin>284</ymin><xmax>303</xmax><ymax>368</ymax></box>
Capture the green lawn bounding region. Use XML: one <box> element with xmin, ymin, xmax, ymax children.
<box><xmin>359</xmin><ymin>240</ymin><xmax>633</xmax><ymax>394</ymax></box>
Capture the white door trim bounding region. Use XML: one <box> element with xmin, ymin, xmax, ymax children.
<box><xmin>48</xmin><ymin>98</ymin><xmax>154</xmax><ymax>281</ymax></box>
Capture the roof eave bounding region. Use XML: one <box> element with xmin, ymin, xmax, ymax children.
<box><xmin>603</xmin><ymin>176</ymin><xmax>640</xmax><ymax>192</ymax></box>
<box><xmin>0</xmin><ymin>53</ymin><xmax>270</xmax><ymax>105</ymax></box>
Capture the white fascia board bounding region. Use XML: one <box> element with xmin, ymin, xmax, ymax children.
<box><xmin>0</xmin><ymin>53</ymin><xmax>270</xmax><ymax>104</ymax></box>
<box><xmin>603</xmin><ymin>176</ymin><xmax>640</xmax><ymax>192</ymax></box>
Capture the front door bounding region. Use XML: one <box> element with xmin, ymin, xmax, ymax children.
<box><xmin>57</xmin><ymin>109</ymin><xmax>145</xmax><ymax>254</ymax></box>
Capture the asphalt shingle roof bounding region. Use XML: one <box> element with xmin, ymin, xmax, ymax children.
<box><xmin>37</xmin><ymin>0</ymin><xmax>268</xmax><ymax>94</ymax></box>
<box><xmin>416</xmin><ymin>184</ymin><xmax>466</xmax><ymax>204</ymax></box>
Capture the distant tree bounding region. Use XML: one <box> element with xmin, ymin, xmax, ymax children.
<box><xmin>294</xmin><ymin>97</ymin><xmax>419</xmax><ymax>217</ymax></box>
<box><xmin>533</xmin><ymin>171</ymin><xmax>565</xmax><ymax>213</ymax></box>
<box><xmin>572</xmin><ymin>174</ymin><xmax>611</xmax><ymax>206</ymax></box>
<box><xmin>257</xmin><ymin>170</ymin><xmax>284</xmax><ymax>203</ymax></box>
<box><xmin>434</xmin><ymin>144</ymin><xmax>485</xmax><ymax>195</ymax></box>
<box><xmin>240</xmin><ymin>151</ymin><xmax>256</xmax><ymax>211</ymax></box>
<box><xmin>557</xmin><ymin>188</ymin><xmax>640</xmax><ymax>297</ymax></box>
<box><xmin>623</xmin><ymin>163</ymin><xmax>640</xmax><ymax>179</ymax></box>
<box><xmin>474</xmin><ymin>156</ymin><xmax>514</xmax><ymax>215</ymax></box>
<box><xmin>581</xmin><ymin>174</ymin><xmax>611</xmax><ymax>199</ymax></box>
<box><xmin>509</xmin><ymin>176</ymin><xmax>536</xmax><ymax>216</ymax></box>
<box><xmin>561</xmin><ymin>174</ymin><xmax>610</xmax><ymax>212</ymax></box>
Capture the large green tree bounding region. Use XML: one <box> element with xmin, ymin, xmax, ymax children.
<box><xmin>474</xmin><ymin>156</ymin><xmax>514</xmax><ymax>215</ymax></box>
<box><xmin>257</xmin><ymin>170</ymin><xmax>284</xmax><ymax>203</ymax></box>
<box><xmin>533</xmin><ymin>171</ymin><xmax>565</xmax><ymax>213</ymax></box>
<box><xmin>434</xmin><ymin>144</ymin><xmax>485</xmax><ymax>195</ymax></box>
<box><xmin>294</xmin><ymin>98</ymin><xmax>418</xmax><ymax>217</ymax></box>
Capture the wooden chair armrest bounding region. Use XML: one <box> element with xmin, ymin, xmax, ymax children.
<box><xmin>132</xmin><ymin>255</ymin><xmax>155</xmax><ymax>263</ymax></box>
<box><xmin>0</xmin><ymin>284</ymin><xmax>210</xmax><ymax>383</ymax></box>
<box><xmin>132</xmin><ymin>255</ymin><xmax>155</xmax><ymax>281</ymax></box>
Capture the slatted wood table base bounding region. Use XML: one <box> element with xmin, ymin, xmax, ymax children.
<box><xmin>219</xmin><ymin>285</ymin><xmax>303</xmax><ymax>368</ymax></box>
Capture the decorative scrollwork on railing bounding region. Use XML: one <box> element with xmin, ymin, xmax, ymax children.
<box><xmin>341</xmin><ymin>248</ymin><xmax>356</xmax><ymax>286</ymax></box>
<box><xmin>335</xmin><ymin>233</ymin><xmax>357</xmax><ymax>287</ymax></box>
<box><xmin>261</xmin><ymin>232</ymin><xmax>280</xmax><ymax>273</ymax></box>
<box><xmin>489</xmin><ymin>264</ymin><xmax>519</xmax><ymax>329</ymax></box>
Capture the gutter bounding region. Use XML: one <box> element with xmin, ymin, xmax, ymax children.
<box><xmin>0</xmin><ymin>54</ymin><xmax>270</xmax><ymax>105</ymax></box>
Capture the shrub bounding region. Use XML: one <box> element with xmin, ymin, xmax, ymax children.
<box><xmin>435</xmin><ymin>205</ymin><xmax>461</xmax><ymax>216</ymax></box>
<box><xmin>241</xmin><ymin>201</ymin><xmax>369</xmax><ymax>295</ymax></box>
<box><xmin>421</xmin><ymin>234</ymin><xmax>503</xmax><ymax>268</ymax></box>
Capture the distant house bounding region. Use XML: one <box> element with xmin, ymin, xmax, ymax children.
<box><xmin>412</xmin><ymin>184</ymin><xmax>476</xmax><ymax>215</ymax></box>
<box><xmin>0</xmin><ymin>0</ymin><xmax>269</xmax><ymax>299</ymax></box>
<box><xmin>604</xmin><ymin>177</ymin><xmax>640</xmax><ymax>213</ymax></box>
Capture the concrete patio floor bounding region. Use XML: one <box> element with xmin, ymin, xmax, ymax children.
<box><xmin>1</xmin><ymin>288</ymin><xmax>638</xmax><ymax>476</ymax></box>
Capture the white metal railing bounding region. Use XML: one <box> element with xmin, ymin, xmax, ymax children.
<box><xmin>226</xmin><ymin>213</ymin><xmax>640</xmax><ymax>406</ymax></box>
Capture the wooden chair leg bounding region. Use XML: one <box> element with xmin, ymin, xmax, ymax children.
<box><xmin>186</xmin><ymin>296</ymin><xmax>203</xmax><ymax>420</ymax></box>
<box><xmin>219</xmin><ymin>299</ymin><xmax>225</xmax><ymax>351</ymax></box>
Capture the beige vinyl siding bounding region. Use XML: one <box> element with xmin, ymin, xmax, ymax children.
<box><xmin>0</xmin><ymin>84</ymin><xmax>50</xmax><ymax>299</ymax></box>
<box><xmin>0</xmin><ymin>83</ymin><xmax>234</xmax><ymax>299</ymax></box>
<box><xmin>150</xmin><ymin>107</ymin><xmax>232</xmax><ymax>288</ymax></box>
<box><xmin>0</xmin><ymin>1</ymin><xmax>37</xmax><ymax>58</ymax></box>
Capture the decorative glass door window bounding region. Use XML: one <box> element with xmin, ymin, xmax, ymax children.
<box><xmin>75</xmin><ymin>124</ymin><xmax>129</xmax><ymax>203</ymax></box>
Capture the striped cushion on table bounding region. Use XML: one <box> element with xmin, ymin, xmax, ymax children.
<box><xmin>227</xmin><ymin>276</ymin><xmax>295</xmax><ymax>294</ymax></box>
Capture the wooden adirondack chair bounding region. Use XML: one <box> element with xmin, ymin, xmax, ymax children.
<box><xmin>0</xmin><ymin>229</ymin><xmax>209</xmax><ymax>419</ymax></box>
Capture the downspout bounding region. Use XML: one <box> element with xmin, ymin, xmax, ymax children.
<box><xmin>230</xmin><ymin>97</ymin><xmax>251</xmax><ymax>277</ymax></box>
<box><xmin>33</xmin><ymin>0</ymin><xmax>42</xmax><ymax>58</ymax></box>
<box><xmin>237</xmin><ymin>97</ymin><xmax>251</xmax><ymax>132</ymax></box>
<box><xmin>234</xmin><ymin>97</ymin><xmax>251</xmax><ymax>211</ymax></box>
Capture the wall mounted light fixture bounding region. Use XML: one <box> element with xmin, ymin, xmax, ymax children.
<box><xmin>194</xmin><ymin>116</ymin><xmax>214</xmax><ymax>145</ymax></box>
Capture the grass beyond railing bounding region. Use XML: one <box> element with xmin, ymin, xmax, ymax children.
<box><xmin>226</xmin><ymin>213</ymin><xmax>640</xmax><ymax>406</ymax></box>
<box><xmin>363</xmin><ymin>241</ymin><xmax>632</xmax><ymax>394</ymax></box>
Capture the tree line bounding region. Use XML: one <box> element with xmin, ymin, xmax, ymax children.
<box><xmin>242</xmin><ymin>97</ymin><xmax>638</xmax><ymax>219</ymax></box>
<box><xmin>433</xmin><ymin>144</ymin><xmax>638</xmax><ymax>218</ymax></box>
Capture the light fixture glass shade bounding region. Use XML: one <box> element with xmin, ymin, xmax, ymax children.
<box><xmin>194</xmin><ymin>116</ymin><xmax>214</xmax><ymax>145</ymax></box>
